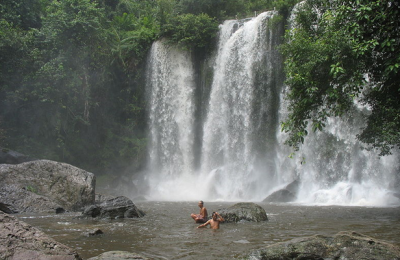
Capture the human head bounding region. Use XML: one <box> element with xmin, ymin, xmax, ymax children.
<box><xmin>198</xmin><ymin>201</ymin><xmax>204</xmax><ymax>208</ymax></box>
<box><xmin>212</xmin><ymin>212</ymin><xmax>217</xmax><ymax>220</ymax></box>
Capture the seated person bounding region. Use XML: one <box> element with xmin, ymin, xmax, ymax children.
<box><xmin>191</xmin><ymin>200</ymin><xmax>208</xmax><ymax>223</ymax></box>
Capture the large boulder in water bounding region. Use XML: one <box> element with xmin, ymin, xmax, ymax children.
<box><xmin>263</xmin><ymin>179</ymin><xmax>300</xmax><ymax>203</ymax></box>
<box><xmin>0</xmin><ymin>211</ymin><xmax>82</xmax><ymax>260</ymax></box>
<box><xmin>0</xmin><ymin>160</ymin><xmax>95</xmax><ymax>212</ymax></box>
<box><xmin>0</xmin><ymin>184</ymin><xmax>64</xmax><ymax>213</ymax></box>
<box><xmin>246</xmin><ymin>231</ymin><xmax>400</xmax><ymax>260</ymax></box>
<box><xmin>219</xmin><ymin>202</ymin><xmax>268</xmax><ymax>223</ymax></box>
<box><xmin>82</xmin><ymin>196</ymin><xmax>145</xmax><ymax>219</ymax></box>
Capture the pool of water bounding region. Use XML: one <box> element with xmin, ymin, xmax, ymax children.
<box><xmin>18</xmin><ymin>202</ymin><xmax>400</xmax><ymax>259</ymax></box>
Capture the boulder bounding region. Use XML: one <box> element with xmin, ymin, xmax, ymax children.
<box><xmin>82</xmin><ymin>228</ymin><xmax>104</xmax><ymax>237</ymax></box>
<box><xmin>263</xmin><ymin>179</ymin><xmax>300</xmax><ymax>203</ymax></box>
<box><xmin>87</xmin><ymin>251</ymin><xmax>149</xmax><ymax>260</ymax></box>
<box><xmin>246</xmin><ymin>231</ymin><xmax>400</xmax><ymax>260</ymax></box>
<box><xmin>0</xmin><ymin>160</ymin><xmax>95</xmax><ymax>212</ymax></box>
<box><xmin>0</xmin><ymin>147</ymin><xmax>34</xmax><ymax>164</ymax></box>
<box><xmin>219</xmin><ymin>202</ymin><xmax>268</xmax><ymax>223</ymax></box>
<box><xmin>0</xmin><ymin>211</ymin><xmax>82</xmax><ymax>260</ymax></box>
<box><xmin>0</xmin><ymin>184</ymin><xmax>65</xmax><ymax>213</ymax></box>
<box><xmin>95</xmin><ymin>193</ymin><xmax>116</xmax><ymax>204</ymax></box>
<box><xmin>263</xmin><ymin>189</ymin><xmax>296</xmax><ymax>203</ymax></box>
<box><xmin>82</xmin><ymin>196</ymin><xmax>145</xmax><ymax>219</ymax></box>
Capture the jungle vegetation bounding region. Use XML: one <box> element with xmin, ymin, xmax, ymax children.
<box><xmin>0</xmin><ymin>0</ymin><xmax>398</xmax><ymax>180</ymax></box>
<box><xmin>281</xmin><ymin>0</ymin><xmax>400</xmax><ymax>156</ymax></box>
<box><xmin>0</xmin><ymin>0</ymin><xmax>294</xmax><ymax>177</ymax></box>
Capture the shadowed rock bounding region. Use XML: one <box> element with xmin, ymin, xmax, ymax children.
<box><xmin>82</xmin><ymin>196</ymin><xmax>145</xmax><ymax>219</ymax></box>
<box><xmin>263</xmin><ymin>179</ymin><xmax>300</xmax><ymax>203</ymax></box>
<box><xmin>82</xmin><ymin>228</ymin><xmax>104</xmax><ymax>237</ymax></box>
<box><xmin>246</xmin><ymin>231</ymin><xmax>400</xmax><ymax>260</ymax></box>
<box><xmin>0</xmin><ymin>147</ymin><xmax>34</xmax><ymax>164</ymax></box>
<box><xmin>0</xmin><ymin>202</ymin><xmax>17</xmax><ymax>214</ymax></box>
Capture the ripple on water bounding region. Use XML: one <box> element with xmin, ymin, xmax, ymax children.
<box><xmin>16</xmin><ymin>202</ymin><xmax>400</xmax><ymax>259</ymax></box>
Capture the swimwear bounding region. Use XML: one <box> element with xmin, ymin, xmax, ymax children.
<box><xmin>196</xmin><ymin>214</ymin><xmax>208</xmax><ymax>223</ymax></box>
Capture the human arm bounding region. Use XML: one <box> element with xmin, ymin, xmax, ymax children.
<box><xmin>216</xmin><ymin>212</ymin><xmax>224</xmax><ymax>222</ymax></box>
<box><xmin>197</xmin><ymin>220</ymin><xmax>211</xmax><ymax>228</ymax></box>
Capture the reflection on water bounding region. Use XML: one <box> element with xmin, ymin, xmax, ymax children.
<box><xmin>18</xmin><ymin>202</ymin><xmax>400</xmax><ymax>259</ymax></box>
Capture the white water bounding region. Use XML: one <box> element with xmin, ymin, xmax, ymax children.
<box><xmin>145</xmin><ymin>40</ymin><xmax>196</xmax><ymax>199</ymax></box>
<box><xmin>143</xmin><ymin>12</ymin><xmax>400</xmax><ymax>206</ymax></box>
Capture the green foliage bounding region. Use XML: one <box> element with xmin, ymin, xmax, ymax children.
<box><xmin>0</xmin><ymin>0</ymin><xmax>302</xmax><ymax>177</ymax></box>
<box><xmin>281</xmin><ymin>0</ymin><xmax>400</xmax><ymax>155</ymax></box>
<box><xmin>0</xmin><ymin>0</ymin><xmax>42</xmax><ymax>29</ymax></box>
<box><xmin>0</xmin><ymin>0</ymin><xmax>151</xmax><ymax>175</ymax></box>
<box><xmin>25</xmin><ymin>185</ymin><xmax>38</xmax><ymax>194</ymax></box>
<box><xmin>162</xmin><ymin>13</ymin><xmax>218</xmax><ymax>49</ymax></box>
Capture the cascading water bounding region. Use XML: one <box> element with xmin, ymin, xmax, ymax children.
<box><xmin>277</xmin><ymin>91</ymin><xmax>400</xmax><ymax>206</ymax></box>
<box><xmin>145</xmin><ymin>40</ymin><xmax>197</xmax><ymax>200</ymax></box>
<box><xmin>199</xmin><ymin>11</ymin><xmax>283</xmax><ymax>201</ymax></box>
<box><xmin>144</xmin><ymin>11</ymin><xmax>400</xmax><ymax>206</ymax></box>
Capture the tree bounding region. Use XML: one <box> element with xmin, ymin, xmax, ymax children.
<box><xmin>280</xmin><ymin>0</ymin><xmax>400</xmax><ymax>155</ymax></box>
<box><xmin>161</xmin><ymin>13</ymin><xmax>219</xmax><ymax>49</ymax></box>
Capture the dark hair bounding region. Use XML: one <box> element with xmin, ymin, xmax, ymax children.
<box><xmin>199</xmin><ymin>200</ymin><xmax>204</xmax><ymax>204</ymax></box>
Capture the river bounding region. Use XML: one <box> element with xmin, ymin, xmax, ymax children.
<box><xmin>18</xmin><ymin>201</ymin><xmax>400</xmax><ymax>259</ymax></box>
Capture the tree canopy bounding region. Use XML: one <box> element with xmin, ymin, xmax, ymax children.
<box><xmin>280</xmin><ymin>0</ymin><xmax>400</xmax><ymax>155</ymax></box>
<box><xmin>0</xmin><ymin>0</ymin><xmax>283</xmax><ymax>177</ymax></box>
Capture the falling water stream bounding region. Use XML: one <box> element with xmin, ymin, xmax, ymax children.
<box><xmin>144</xmin><ymin>11</ymin><xmax>400</xmax><ymax>206</ymax></box>
<box><xmin>13</xmin><ymin>10</ymin><xmax>400</xmax><ymax>260</ymax></box>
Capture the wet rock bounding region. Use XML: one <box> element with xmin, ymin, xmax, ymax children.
<box><xmin>0</xmin><ymin>211</ymin><xmax>82</xmax><ymax>260</ymax></box>
<box><xmin>82</xmin><ymin>196</ymin><xmax>145</xmax><ymax>219</ymax></box>
<box><xmin>0</xmin><ymin>147</ymin><xmax>34</xmax><ymax>164</ymax></box>
<box><xmin>0</xmin><ymin>160</ymin><xmax>95</xmax><ymax>212</ymax></box>
<box><xmin>263</xmin><ymin>189</ymin><xmax>296</xmax><ymax>203</ymax></box>
<box><xmin>0</xmin><ymin>184</ymin><xmax>64</xmax><ymax>213</ymax></box>
<box><xmin>0</xmin><ymin>202</ymin><xmax>17</xmax><ymax>214</ymax></box>
<box><xmin>95</xmin><ymin>193</ymin><xmax>116</xmax><ymax>204</ymax></box>
<box><xmin>263</xmin><ymin>179</ymin><xmax>300</xmax><ymax>203</ymax></box>
<box><xmin>83</xmin><ymin>228</ymin><xmax>104</xmax><ymax>237</ymax></box>
<box><xmin>87</xmin><ymin>251</ymin><xmax>149</xmax><ymax>260</ymax></box>
<box><xmin>219</xmin><ymin>202</ymin><xmax>268</xmax><ymax>223</ymax></box>
<box><xmin>246</xmin><ymin>231</ymin><xmax>400</xmax><ymax>260</ymax></box>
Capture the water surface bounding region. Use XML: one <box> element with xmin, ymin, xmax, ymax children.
<box><xmin>19</xmin><ymin>202</ymin><xmax>400</xmax><ymax>259</ymax></box>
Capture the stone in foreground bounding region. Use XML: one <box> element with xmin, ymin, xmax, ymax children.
<box><xmin>246</xmin><ymin>231</ymin><xmax>400</xmax><ymax>260</ymax></box>
<box><xmin>0</xmin><ymin>211</ymin><xmax>81</xmax><ymax>260</ymax></box>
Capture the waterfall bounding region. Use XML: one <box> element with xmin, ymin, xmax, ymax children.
<box><xmin>199</xmin><ymin>11</ymin><xmax>283</xmax><ymax>201</ymax></box>
<box><xmin>144</xmin><ymin>12</ymin><xmax>400</xmax><ymax>206</ymax></box>
<box><xmin>145</xmin><ymin>40</ymin><xmax>197</xmax><ymax>200</ymax></box>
